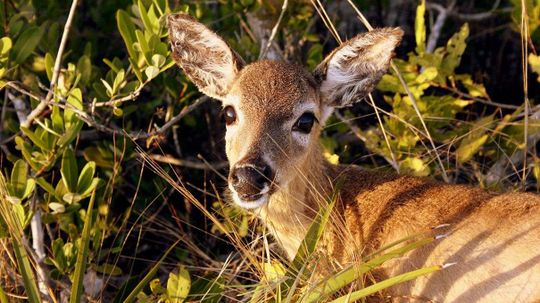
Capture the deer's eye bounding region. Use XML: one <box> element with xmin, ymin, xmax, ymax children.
<box><xmin>293</xmin><ymin>112</ymin><xmax>317</xmax><ymax>134</ymax></box>
<box><xmin>222</xmin><ymin>106</ymin><xmax>237</xmax><ymax>125</ymax></box>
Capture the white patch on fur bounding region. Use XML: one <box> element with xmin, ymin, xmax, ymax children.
<box><xmin>229</xmin><ymin>183</ymin><xmax>269</xmax><ymax>209</ymax></box>
<box><xmin>292</xmin><ymin>132</ymin><xmax>309</xmax><ymax>147</ymax></box>
<box><xmin>293</xmin><ymin>102</ymin><xmax>317</xmax><ymax>118</ymax></box>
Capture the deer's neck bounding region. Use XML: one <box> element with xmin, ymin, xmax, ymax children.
<box><xmin>256</xmin><ymin>144</ymin><xmax>334</xmax><ymax>259</ymax></box>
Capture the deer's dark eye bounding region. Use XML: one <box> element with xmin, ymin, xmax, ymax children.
<box><xmin>293</xmin><ymin>112</ymin><xmax>317</xmax><ymax>134</ymax></box>
<box><xmin>222</xmin><ymin>106</ymin><xmax>237</xmax><ymax>125</ymax></box>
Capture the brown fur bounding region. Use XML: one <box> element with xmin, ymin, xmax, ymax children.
<box><xmin>168</xmin><ymin>14</ymin><xmax>540</xmax><ymax>302</ymax></box>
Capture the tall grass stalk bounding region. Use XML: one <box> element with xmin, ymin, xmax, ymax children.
<box><xmin>0</xmin><ymin>174</ymin><xmax>41</xmax><ymax>303</ymax></box>
<box><xmin>69</xmin><ymin>189</ymin><xmax>96</xmax><ymax>303</ymax></box>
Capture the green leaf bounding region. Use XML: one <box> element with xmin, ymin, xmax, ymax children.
<box><xmin>151</xmin><ymin>54</ymin><xmax>165</xmax><ymax>68</ymax></box>
<box><xmin>11</xmin><ymin>25</ymin><xmax>45</xmax><ymax>63</ymax></box>
<box><xmin>69</xmin><ymin>189</ymin><xmax>96</xmax><ymax>303</ymax></box>
<box><xmin>400</xmin><ymin>157</ymin><xmax>430</xmax><ymax>177</ymax></box>
<box><xmin>20</xmin><ymin>127</ymin><xmax>49</xmax><ymax>151</ymax></box>
<box><xmin>67</xmin><ymin>88</ymin><xmax>83</xmax><ymax>110</ymax></box>
<box><xmin>77</xmin><ymin>55</ymin><xmax>92</xmax><ymax>85</ymax></box>
<box><xmin>22</xmin><ymin>179</ymin><xmax>35</xmax><ymax>200</ymax></box>
<box><xmin>138</xmin><ymin>0</ymin><xmax>159</xmax><ymax>35</ymax></box>
<box><xmin>64</xmin><ymin>88</ymin><xmax>83</xmax><ymax>130</ymax></box>
<box><xmin>36</xmin><ymin>177</ymin><xmax>56</xmax><ymax>196</ymax></box>
<box><xmin>135</xmin><ymin>30</ymin><xmax>151</xmax><ymax>64</ymax></box>
<box><xmin>116</xmin><ymin>10</ymin><xmax>138</xmax><ymax>59</ymax></box>
<box><xmin>441</xmin><ymin>23</ymin><xmax>469</xmax><ymax>76</ymax></box>
<box><xmin>57</xmin><ymin>120</ymin><xmax>83</xmax><ymax>148</ymax></box>
<box><xmin>61</xmin><ymin>148</ymin><xmax>78</xmax><ymax>193</ymax></box>
<box><xmin>112</xmin><ymin>107</ymin><xmax>123</xmax><ymax>117</ymax></box>
<box><xmin>77</xmin><ymin>161</ymin><xmax>95</xmax><ymax>193</ymax></box>
<box><xmin>45</xmin><ymin>53</ymin><xmax>54</xmax><ymax>81</ymax></box>
<box><xmin>415</xmin><ymin>0</ymin><xmax>426</xmax><ymax>54</ymax></box>
<box><xmin>167</xmin><ymin>266</ymin><xmax>191</xmax><ymax>303</ymax></box>
<box><xmin>10</xmin><ymin>160</ymin><xmax>27</xmax><ymax>198</ymax></box>
<box><xmin>456</xmin><ymin>115</ymin><xmax>494</xmax><ymax>164</ymax></box>
<box><xmin>112</xmin><ymin>69</ymin><xmax>125</xmax><ymax>94</ymax></box>
<box><xmin>150</xmin><ymin>278</ymin><xmax>166</xmax><ymax>295</ymax></box>
<box><xmin>101</xmin><ymin>79</ymin><xmax>114</xmax><ymax>97</ymax></box>
<box><xmin>49</xmin><ymin>202</ymin><xmax>65</xmax><ymax>214</ymax></box>
<box><xmin>145</xmin><ymin>66</ymin><xmax>159</xmax><ymax>80</ymax></box>
<box><xmin>0</xmin><ymin>37</ymin><xmax>12</xmax><ymax>56</ymax></box>
<box><xmin>530</xmin><ymin>53</ymin><xmax>540</xmax><ymax>83</ymax></box>
<box><xmin>79</xmin><ymin>178</ymin><xmax>100</xmax><ymax>198</ymax></box>
<box><xmin>63</xmin><ymin>193</ymin><xmax>83</xmax><ymax>204</ymax></box>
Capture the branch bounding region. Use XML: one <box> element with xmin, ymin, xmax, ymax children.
<box><xmin>259</xmin><ymin>0</ymin><xmax>288</xmax><ymax>60</ymax></box>
<box><xmin>147</xmin><ymin>154</ymin><xmax>228</xmax><ymax>170</ymax></box>
<box><xmin>21</xmin><ymin>0</ymin><xmax>79</xmax><ymax>128</ymax></box>
<box><xmin>93</xmin><ymin>80</ymin><xmax>149</xmax><ymax>107</ymax></box>
<box><xmin>130</xmin><ymin>96</ymin><xmax>209</xmax><ymax>140</ymax></box>
<box><xmin>426</xmin><ymin>1</ymin><xmax>455</xmax><ymax>54</ymax></box>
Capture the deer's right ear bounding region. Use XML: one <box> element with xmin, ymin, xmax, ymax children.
<box><xmin>167</xmin><ymin>13</ymin><xmax>243</xmax><ymax>100</ymax></box>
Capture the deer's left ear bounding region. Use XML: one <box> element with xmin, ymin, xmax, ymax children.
<box><xmin>314</xmin><ymin>28</ymin><xmax>403</xmax><ymax>108</ymax></box>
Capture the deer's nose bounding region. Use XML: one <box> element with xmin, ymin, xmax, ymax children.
<box><xmin>230</xmin><ymin>165</ymin><xmax>272</xmax><ymax>200</ymax></box>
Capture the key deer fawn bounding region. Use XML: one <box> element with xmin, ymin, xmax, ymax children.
<box><xmin>168</xmin><ymin>13</ymin><xmax>540</xmax><ymax>302</ymax></box>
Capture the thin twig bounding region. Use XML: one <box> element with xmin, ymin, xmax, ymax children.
<box><xmin>93</xmin><ymin>81</ymin><xmax>149</xmax><ymax>107</ymax></box>
<box><xmin>147</xmin><ymin>97</ymin><xmax>209</xmax><ymax>137</ymax></box>
<box><xmin>259</xmin><ymin>0</ymin><xmax>288</xmax><ymax>60</ymax></box>
<box><xmin>147</xmin><ymin>154</ymin><xmax>228</xmax><ymax>170</ymax></box>
<box><xmin>426</xmin><ymin>0</ymin><xmax>456</xmax><ymax>53</ymax></box>
<box><xmin>427</xmin><ymin>0</ymin><xmax>510</xmax><ymax>22</ymax></box>
<box><xmin>21</xmin><ymin>0</ymin><xmax>79</xmax><ymax>128</ymax></box>
<box><xmin>368</xmin><ymin>94</ymin><xmax>399</xmax><ymax>172</ymax></box>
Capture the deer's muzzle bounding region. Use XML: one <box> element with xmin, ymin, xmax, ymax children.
<box><xmin>229</xmin><ymin>164</ymin><xmax>273</xmax><ymax>201</ymax></box>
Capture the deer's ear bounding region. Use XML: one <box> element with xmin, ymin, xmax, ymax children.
<box><xmin>167</xmin><ymin>13</ymin><xmax>244</xmax><ymax>100</ymax></box>
<box><xmin>314</xmin><ymin>28</ymin><xmax>403</xmax><ymax>108</ymax></box>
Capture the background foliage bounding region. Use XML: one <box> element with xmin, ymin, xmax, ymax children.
<box><xmin>0</xmin><ymin>0</ymin><xmax>539</xmax><ymax>302</ymax></box>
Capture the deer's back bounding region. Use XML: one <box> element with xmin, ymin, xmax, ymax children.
<box><xmin>327</xmin><ymin>164</ymin><xmax>540</xmax><ymax>302</ymax></box>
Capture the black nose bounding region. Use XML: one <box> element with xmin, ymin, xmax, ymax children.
<box><xmin>230</xmin><ymin>165</ymin><xmax>272</xmax><ymax>200</ymax></box>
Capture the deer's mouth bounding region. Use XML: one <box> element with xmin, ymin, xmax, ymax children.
<box><xmin>229</xmin><ymin>183</ymin><xmax>272</xmax><ymax>209</ymax></box>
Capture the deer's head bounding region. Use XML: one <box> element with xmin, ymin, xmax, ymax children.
<box><xmin>168</xmin><ymin>13</ymin><xmax>402</xmax><ymax>209</ymax></box>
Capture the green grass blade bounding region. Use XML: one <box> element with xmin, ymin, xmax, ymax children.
<box><xmin>69</xmin><ymin>189</ymin><xmax>97</xmax><ymax>303</ymax></box>
<box><xmin>329</xmin><ymin>265</ymin><xmax>441</xmax><ymax>303</ymax></box>
<box><xmin>303</xmin><ymin>237</ymin><xmax>434</xmax><ymax>302</ymax></box>
<box><xmin>0</xmin><ymin>284</ymin><xmax>8</xmax><ymax>303</ymax></box>
<box><xmin>122</xmin><ymin>239</ymin><xmax>181</xmax><ymax>303</ymax></box>
<box><xmin>0</xmin><ymin>174</ymin><xmax>41</xmax><ymax>303</ymax></box>
<box><xmin>11</xmin><ymin>233</ymin><xmax>41</xmax><ymax>303</ymax></box>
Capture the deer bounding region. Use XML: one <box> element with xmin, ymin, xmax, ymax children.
<box><xmin>167</xmin><ymin>13</ymin><xmax>540</xmax><ymax>302</ymax></box>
